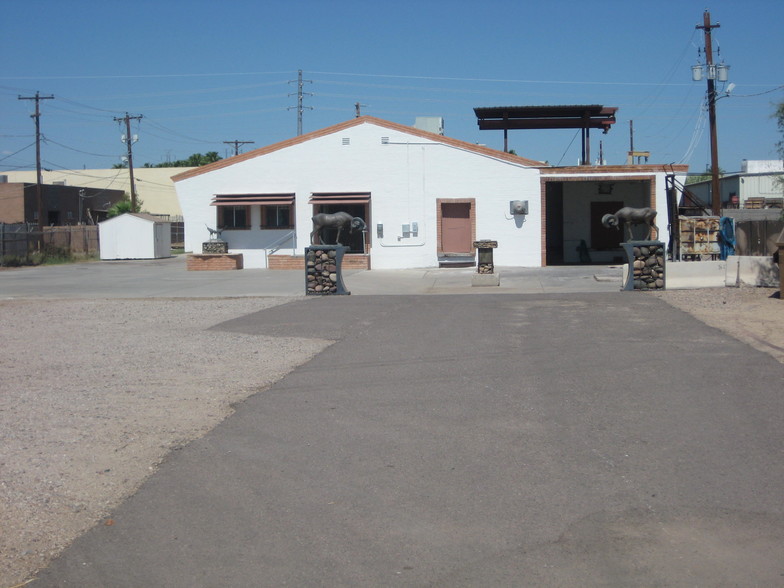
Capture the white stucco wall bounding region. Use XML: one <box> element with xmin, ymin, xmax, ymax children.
<box><xmin>175</xmin><ymin>121</ymin><xmax>542</xmax><ymax>269</ymax></box>
<box><xmin>175</xmin><ymin>120</ymin><xmax>686</xmax><ymax>269</ymax></box>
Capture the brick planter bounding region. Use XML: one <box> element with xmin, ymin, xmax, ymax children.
<box><xmin>186</xmin><ymin>253</ymin><xmax>243</xmax><ymax>271</ymax></box>
<box><xmin>269</xmin><ymin>254</ymin><xmax>370</xmax><ymax>270</ymax></box>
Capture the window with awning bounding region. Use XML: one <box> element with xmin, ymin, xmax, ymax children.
<box><xmin>212</xmin><ymin>194</ymin><xmax>295</xmax><ymax>230</ymax></box>
<box><xmin>308</xmin><ymin>193</ymin><xmax>370</xmax><ymax>205</ymax></box>
<box><xmin>211</xmin><ymin>194</ymin><xmax>295</xmax><ymax>206</ymax></box>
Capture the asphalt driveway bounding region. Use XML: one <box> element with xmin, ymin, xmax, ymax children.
<box><xmin>31</xmin><ymin>292</ymin><xmax>784</xmax><ymax>586</ymax></box>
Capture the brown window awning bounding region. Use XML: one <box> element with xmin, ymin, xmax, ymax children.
<box><xmin>211</xmin><ymin>194</ymin><xmax>295</xmax><ymax>206</ymax></box>
<box><xmin>309</xmin><ymin>192</ymin><xmax>370</xmax><ymax>205</ymax></box>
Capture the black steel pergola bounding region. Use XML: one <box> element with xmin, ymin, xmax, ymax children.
<box><xmin>473</xmin><ymin>105</ymin><xmax>618</xmax><ymax>165</ymax></box>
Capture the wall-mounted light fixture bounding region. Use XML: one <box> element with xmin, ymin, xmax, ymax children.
<box><xmin>510</xmin><ymin>200</ymin><xmax>528</xmax><ymax>215</ymax></box>
<box><xmin>598</xmin><ymin>182</ymin><xmax>614</xmax><ymax>195</ymax></box>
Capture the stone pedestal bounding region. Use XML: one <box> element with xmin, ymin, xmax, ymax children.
<box><xmin>305</xmin><ymin>245</ymin><xmax>350</xmax><ymax>295</ymax></box>
<box><xmin>202</xmin><ymin>240</ymin><xmax>228</xmax><ymax>254</ymax></box>
<box><xmin>472</xmin><ymin>240</ymin><xmax>500</xmax><ymax>287</ymax></box>
<box><xmin>622</xmin><ymin>241</ymin><xmax>665</xmax><ymax>291</ymax></box>
<box><xmin>473</xmin><ymin>240</ymin><xmax>498</xmax><ymax>274</ymax></box>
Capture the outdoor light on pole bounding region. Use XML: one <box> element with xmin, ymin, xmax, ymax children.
<box><xmin>693</xmin><ymin>10</ymin><xmax>730</xmax><ymax>216</ymax></box>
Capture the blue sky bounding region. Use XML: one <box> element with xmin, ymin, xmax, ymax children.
<box><xmin>2</xmin><ymin>0</ymin><xmax>782</xmax><ymax>175</ymax></box>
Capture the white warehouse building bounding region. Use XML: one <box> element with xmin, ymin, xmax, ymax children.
<box><xmin>173</xmin><ymin>116</ymin><xmax>687</xmax><ymax>270</ymax></box>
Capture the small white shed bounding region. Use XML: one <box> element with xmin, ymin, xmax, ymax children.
<box><xmin>99</xmin><ymin>213</ymin><xmax>171</xmax><ymax>260</ymax></box>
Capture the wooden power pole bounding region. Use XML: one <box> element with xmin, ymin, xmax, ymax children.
<box><xmin>114</xmin><ymin>113</ymin><xmax>143</xmax><ymax>212</ymax></box>
<box><xmin>696</xmin><ymin>10</ymin><xmax>722</xmax><ymax>215</ymax></box>
<box><xmin>223</xmin><ymin>140</ymin><xmax>255</xmax><ymax>156</ymax></box>
<box><xmin>18</xmin><ymin>91</ymin><xmax>54</xmax><ymax>232</ymax></box>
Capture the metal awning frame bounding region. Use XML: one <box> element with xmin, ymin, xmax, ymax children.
<box><xmin>211</xmin><ymin>194</ymin><xmax>295</xmax><ymax>206</ymax></box>
<box><xmin>309</xmin><ymin>193</ymin><xmax>371</xmax><ymax>206</ymax></box>
<box><xmin>474</xmin><ymin>105</ymin><xmax>618</xmax><ymax>164</ymax></box>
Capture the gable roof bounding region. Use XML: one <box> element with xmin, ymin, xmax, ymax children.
<box><xmin>171</xmin><ymin>115</ymin><xmax>545</xmax><ymax>183</ymax></box>
<box><xmin>101</xmin><ymin>212</ymin><xmax>165</xmax><ymax>224</ymax></box>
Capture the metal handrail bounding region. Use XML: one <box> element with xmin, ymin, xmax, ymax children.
<box><xmin>264</xmin><ymin>231</ymin><xmax>297</xmax><ymax>266</ymax></box>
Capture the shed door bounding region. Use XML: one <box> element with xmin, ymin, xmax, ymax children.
<box><xmin>441</xmin><ymin>203</ymin><xmax>472</xmax><ymax>253</ymax></box>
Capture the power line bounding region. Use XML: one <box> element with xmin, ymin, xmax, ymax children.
<box><xmin>0</xmin><ymin>141</ymin><xmax>36</xmax><ymax>163</ymax></box>
<box><xmin>143</xmin><ymin>117</ymin><xmax>221</xmax><ymax>144</ymax></box>
<box><xmin>42</xmin><ymin>137</ymin><xmax>118</xmax><ymax>158</ymax></box>
<box><xmin>0</xmin><ymin>71</ymin><xmax>292</xmax><ymax>81</ymax></box>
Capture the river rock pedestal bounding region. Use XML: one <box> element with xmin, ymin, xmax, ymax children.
<box><xmin>305</xmin><ymin>245</ymin><xmax>350</xmax><ymax>295</ymax></box>
<box><xmin>472</xmin><ymin>240</ymin><xmax>500</xmax><ymax>287</ymax></box>
<box><xmin>622</xmin><ymin>241</ymin><xmax>666</xmax><ymax>291</ymax></box>
<box><xmin>202</xmin><ymin>240</ymin><xmax>228</xmax><ymax>254</ymax></box>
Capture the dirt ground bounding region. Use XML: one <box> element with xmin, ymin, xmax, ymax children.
<box><xmin>1</xmin><ymin>287</ymin><xmax>782</xmax><ymax>587</ymax></box>
<box><xmin>654</xmin><ymin>285</ymin><xmax>784</xmax><ymax>364</ymax></box>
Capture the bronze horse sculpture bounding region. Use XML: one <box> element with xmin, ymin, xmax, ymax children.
<box><xmin>310</xmin><ymin>212</ymin><xmax>367</xmax><ymax>245</ymax></box>
<box><xmin>601</xmin><ymin>207</ymin><xmax>658</xmax><ymax>241</ymax></box>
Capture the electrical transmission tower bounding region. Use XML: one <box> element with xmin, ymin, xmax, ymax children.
<box><xmin>114</xmin><ymin>113</ymin><xmax>143</xmax><ymax>211</ymax></box>
<box><xmin>18</xmin><ymin>91</ymin><xmax>54</xmax><ymax>232</ymax></box>
<box><xmin>288</xmin><ymin>69</ymin><xmax>313</xmax><ymax>136</ymax></box>
<box><xmin>223</xmin><ymin>140</ymin><xmax>255</xmax><ymax>156</ymax></box>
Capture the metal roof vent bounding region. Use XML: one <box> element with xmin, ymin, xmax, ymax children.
<box><xmin>381</xmin><ymin>137</ymin><xmax>390</xmax><ymax>144</ymax></box>
<box><xmin>342</xmin><ymin>137</ymin><xmax>350</xmax><ymax>145</ymax></box>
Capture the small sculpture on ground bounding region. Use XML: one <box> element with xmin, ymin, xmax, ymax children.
<box><xmin>310</xmin><ymin>212</ymin><xmax>367</xmax><ymax>245</ymax></box>
<box><xmin>601</xmin><ymin>207</ymin><xmax>658</xmax><ymax>241</ymax></box>
<box><xmin>205</xmin><ymin>224</ymin><xmax>223</xmax><ymax>241</ymax></box>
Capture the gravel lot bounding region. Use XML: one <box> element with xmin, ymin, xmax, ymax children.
<box><xmin>0</xmin><ymin>297</ymin><xmax>330</xmax><ymax>588</ymax></box>
<box><xmin>1</xmin><ymin>287</ymin><xmax>781</xmax><ymax>587</ymax></box>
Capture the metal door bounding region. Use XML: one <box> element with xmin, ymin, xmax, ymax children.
<box><xmin>441</xmin><ymin>203</ymin><xmax>472</xmax><ymax>253</ymax></box>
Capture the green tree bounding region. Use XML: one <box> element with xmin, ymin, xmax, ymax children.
<box><xmin>143</xmin><ymin>152</ymin><xmax>222</xmax><ymax>168</ymax></box>
<box><xmin>107</xmin><ymin>194</ymin><xmax>144</xmax><ymax>218</ymax></box>
<box><xmin>686</xmin><ymin>166</ymin><xmax>725</xmax><ymax>184</ymax></box>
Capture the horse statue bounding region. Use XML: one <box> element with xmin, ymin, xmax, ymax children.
<box><xmin>601</xmin><ymin>207</ymin><xmax>658</xmax><ymax>241</ymax></box>
<box><xmin>310</xmin><ymin>212</ymin><xmax>367</xmax><ymax>245</ymax></box>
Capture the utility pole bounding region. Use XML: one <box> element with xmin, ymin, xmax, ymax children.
<box><xmin>18</xmin><ymin>91</ymin><xmax>54</xmax><ymax>233</ymax></box>
<box><xmin>696</xmin><ymin>10</ymin><xmax>722</xmax><ymax>215</ymax></box>
<box><xmin>354</xmin><ymin>102</ymin><xmax>367</xmax><ymax>118</ymax></box>
<box><xmin>288</xmin><ymin>69</ymin><xmax>313</xmax><ymax>136</ymax></box>
<box><xmin>114</xmin><ymin>113</ymin><xmax>143</xmax><ymax>211</ymax></box>
<box><xmin>627</xmin><ymin>120</ymin><xmax>650</xmax><ymax>164</ymax></box>
<box><xmin>223</xmin><ymin>140</ymin><xmax>255</xmax><ymax>156</ymax></box>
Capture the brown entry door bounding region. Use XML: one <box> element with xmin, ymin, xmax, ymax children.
<box><xmin>441</xmin><ymin>203</ymin><xmax>472</xmax><ymax>253</ymax></box>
